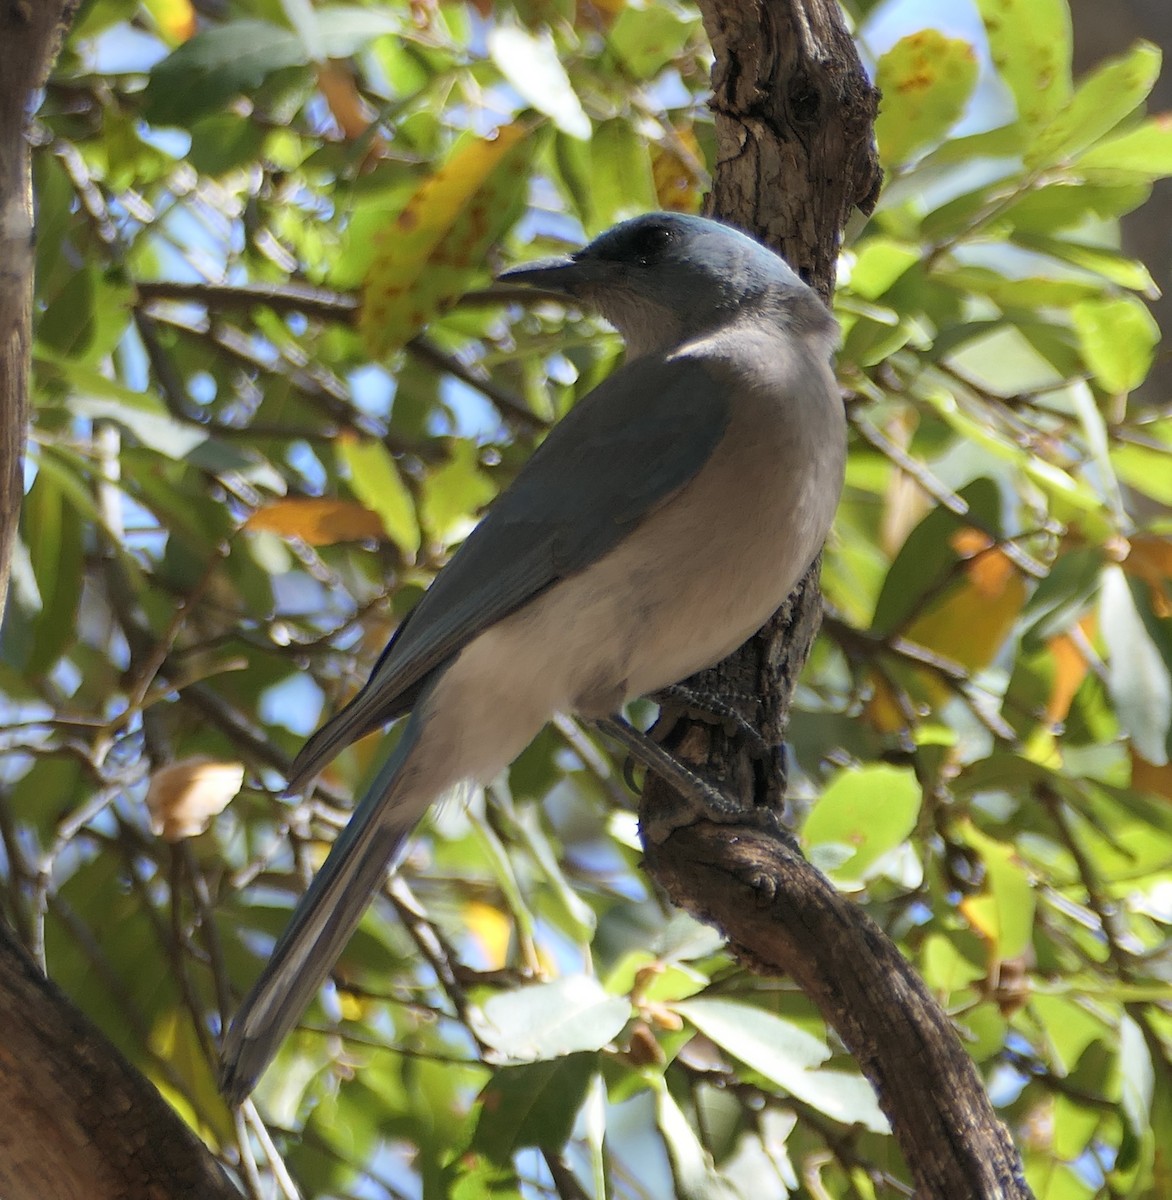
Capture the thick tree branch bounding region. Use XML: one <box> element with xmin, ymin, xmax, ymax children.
<box><xmin>640</xmin><ymin>2</ymin><xmax>1034</xmax><ymax>1195</ymax></box>
<box><xmin>0</xmin><ymin>922</ymin><xmax>240</xmax><ymax>1199</ymax></box>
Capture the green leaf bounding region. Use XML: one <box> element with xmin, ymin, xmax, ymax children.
<box><xmin>1026</xmin><ymin>43</ymin><xmax>1161</xmax><ymax>169</ymax></box>
<box><xmin>920</xmin><ymin>933</ymin><xmax>986</xmax><ymax>996</ymax></box>
<box><xmin>293</xmin><ymin>5</ymin><xmax>399</xmax><ymax>58</ymax></box>
<box><xmin>488</xmin><ymin>25</ymin><xmax>590</xmax><ymax>140</ymax></box>
<box><xmin>803</xmin><ymin>765</ymin><xmax>921</xmax><ymax>884</ymax></box>
<box><xmin>22</xmin><ymin>469</ymin><xmax>84</xmax><ymax>678</ymax></box>
<box><xmin>874</xmin><ymin>32</ymin><xmax>978</xmax><ymax>168</ymax></box>
<box><xmin>673</xmin><ymin>998</ymin><xmax>888</xmax><ymax>1131</ymax></box>
<box><xmin>1079</xmin><ymin>116</ymin><xmax>1172</xmax><ymax>177</ymax></box>
<box><xmin>1071</xmin><ymin>295</ymin><xmax>1159</xmax><ymax>394</ymax></box>
<box><xmin>144</xmin><ymin>21</ymin><xmax>307</xmax><ymax>126</ymax></box>
<box><xmin>1112</xmin><ymin>444</ymin><xmax>1172</xmax><ymax>505</ymax></box>
<box><xmin>1099</xmin><ymin>566</ymin><xmax>1172</xmax><ymax>766</ymax></box>
<box><xmin>472</xmin><ymin>976</ymin><xmax>629</xmax><ymax>1061</ymax></box>
<box><xmin>340</xmin><ymin>436</ymin><xmax>421</xmax><ymax>557</ymax></box>
<box><xmin>70</xmin><ymin>394</ymin><xmax>208</xmax><ymax>460</ymax></box>
<box><xmin>36</xmin><ymin>265</ymin><xmax>96</xmax><ymax>358</ymax></box>
<box><xmin>470</xmin><ymin>1053</ymin><xmax>596</xmax><ymax>1160</ymax></box>
<box><xmin>976</xmin><ymin>0</ymin><xmax>1072</xmax><ymax>128</ymax></box>
<box><xmin>585</xmin><ymin>119</ymin><xmax>658</xmax><ymax>233</ymax></box>
<box><xmin>608</xmin><ymin>6</ymin><xmax>697</xmax><ymax>79</ymax></box>
<box><xmin>1011</xmin><ymin>232</ymin><xmax>1157</xmax><ymax>293</ymax></box>
<box><xmin>847</xmin><ymin>239</ymin><xmax>921</xmax><ymax>300</ymax></box>
<box><xmin>421</xmin><ymin>439</ymin><xmax>496</xmax><ymax>545</ymax></box>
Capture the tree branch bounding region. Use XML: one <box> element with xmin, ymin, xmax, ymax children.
<box><xmin>639</xmin><ymin>2</ymin><xmax>1034</xmax><ymax>1195</ymax></box>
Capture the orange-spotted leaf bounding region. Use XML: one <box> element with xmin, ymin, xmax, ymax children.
<box><xmin>245</xmin><ymin>498</ymin><xmax>385</xmax><ymax>545</ymax></box>
<box><xmin>360</xmin><ymin>124</ymin><xmax>532</xmax><ymax>356</ymax></box>
<box><xmin>874</xmin><ymin>31</ymin><xmax>979</xmax><ymax>168</ymax></box>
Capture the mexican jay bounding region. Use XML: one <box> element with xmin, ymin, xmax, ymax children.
<box><xmin>220</xmin><ymin>212</ymin><xmax>845</xmax><ymax>1102</ymax></box>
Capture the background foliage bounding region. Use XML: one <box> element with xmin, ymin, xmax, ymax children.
<box><xmin>2</xmin><ymin>0</ymin><xmax>1172</xmax><ymax>1195</ymax></box>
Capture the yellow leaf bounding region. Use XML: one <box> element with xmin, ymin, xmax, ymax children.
<box><xmin>315</xmin><ymin>62</ymin><xmax>388</xmax><ymax>171</ymax></box>
<box><xmin>245</xmin><ymin>498</ymin><xmax>385</xmax><ymax>545</ymax></box>
<box><xmin>1045</xmin><ymin>629</ymin><xmax>1089</xmax><ymax>725</ymax></box>
<box><xmin>464</xmin><ymin>900</ymin><xmax>512</xmax><ymax>969</ymax></box>
<box><xmin>360</xmin><ymin>123</ymin><xmax>531</xmax><ymax>355</ymax></box>
<box><xmin>904</xmin><ymin>530</ymin><xmax>1027</xmax><ymax>673</ymax></box>
<box><xmin>143</xmin><ymin>0</ymin><xmax>196</xmax><ymax>44</ymax></box>
<box><xmin>146</xmin><ymin>757</ymin><xmax>244</xmax><ymax>841</ymax></box>
<box><xmin>1131</xmin><ymin>747</ymin><xmax>1172</xmax><ymax>801</ymax></box>
<box><xmin>1125</xmin><ymin>535</ymin><xmax>1172</xmax><ymax>618</ymax></box>
<box><xmin>651</xmin><ymin>126</ymin><xmax>703</xmax><ymax>213</ymax></box>
<box><xmin>958</xmin><ymin>820</ymin><xmax>1036</xmax><ymax>960</ymax></box>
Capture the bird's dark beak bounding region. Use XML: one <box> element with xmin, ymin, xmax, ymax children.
<box><xmin>496</xmin><ymin>253</ymin><xmax>605</xmax><ymax>295</ymax></box>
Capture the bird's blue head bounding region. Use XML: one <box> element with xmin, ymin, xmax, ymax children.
<box><xmin>500</xmin><ymin>212</ymin><xmax>834</xmax><ymax>356</ymax></box>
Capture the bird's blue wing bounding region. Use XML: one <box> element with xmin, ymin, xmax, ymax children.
<box><xmin>287</xmin><ymin>353</ymin><xmax>730</xmax><ymax>790</ymax></box>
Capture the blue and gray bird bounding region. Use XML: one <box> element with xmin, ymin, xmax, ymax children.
<box><xmin>220</xmin><ymin>212</ymin><xmax>846</xmax><ymax>1102</ymax></box>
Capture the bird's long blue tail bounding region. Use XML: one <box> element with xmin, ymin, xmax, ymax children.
<box><xmin>220</xmin><ymin>715</ymin><xmax>426</xmax><ymax>1104</ymax></box>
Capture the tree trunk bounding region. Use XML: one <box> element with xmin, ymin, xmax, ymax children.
<box><xmin>0</xmin><ymin>10</ymin><xmax>241</xmax><ymax>1198</ymax></box>
<box><xmin>640</xmin><ymin>2</ymin><xmax>1035</xmax><ymax>1196</ymax></box>
<box><xmin>0</xmin><ymin>923</ymin><xmax>240</xmax><ymax>1199</ymax></box>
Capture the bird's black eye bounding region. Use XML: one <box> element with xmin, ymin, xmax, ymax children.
<box><xmin>631</xmin><ymin>222</ymin><xmax>675</xmax><ymax>264</ymax></box>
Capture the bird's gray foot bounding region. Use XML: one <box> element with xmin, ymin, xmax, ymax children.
<box><xmin>594</xmin><ymin>715</ymin><xmax>795</xmax><ymax>849</ymax></box>
<box><xmin>649</xmin><ymin>683</ymin><xmax>772</xmax><ymax>760</ymax></box>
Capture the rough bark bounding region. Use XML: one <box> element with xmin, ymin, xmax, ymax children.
<box><xmin>640</xmin><ymin>2</ymin><xmax>1034</xmax><ymax>1196</ymax></box>
<box><xmin>0</xmin><ymin>11</ymin><xmax>241</xmax><ymax>1198</ymax></box>
<box><xmin>0</xmin><ymin>923</ymin><xmax>240</xmax><ymax>1199</ymax></box>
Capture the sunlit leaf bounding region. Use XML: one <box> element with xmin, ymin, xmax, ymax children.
<box><xmin>803</xmin><ymin>764</ymin><xmax>921</xmax><ymax>885</ymax></box>
<box><xmin>1079</xmin><ymin>114</ymin><xmax>1172</xmax><ymax>177</ymax></box>
<box><xmin>959</xmin><ymin>821</ymin><xmax>1036</xmax><ymax>960</ymax></box>
<box><xmin>976</xmin><ymin>0</ymin><xmax>1072</xmax><ymax>128</ymax></box>
<box><xmin>609</xmin><ymin>6</ymin><xmax>697</xmax><ymax>79</ymax></box>
<box><xmin>488</xmin><ymin>25</ymin><xmax>590</xmax><ymax>139</ymax></box>
<box><xmin>472</xmin><ymin>976</ymin><xmax>629</xmax><ymax>1060</ymax></box>
<box><xmin>339</xmin><ymin>435</ymin><xmax>421</xmax><ymax>558</ymax></box>
<box><xmin>1072</xmin><ymin>295</ymin><xmax>1160</xmax><ymax>394</ymax></box>
<box><xmin>874</xmin><ymin>32</ymin><xmax>978</xmax><ymax>168</ymax></box>
<box><xmin>653</xmin><ymin>1079</ymin><xmax>742</xmax><ymax>1200</ymax></box>
<box><xmin>673</xmin><ymin>998</ymin><xmax>888</xmax><ymax>1132</ymax></box>
<box><xmin>1026</xmin><ymin>43</ymin><xmax>1161</xmax><ymax>169</ymax></box>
